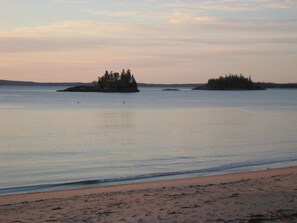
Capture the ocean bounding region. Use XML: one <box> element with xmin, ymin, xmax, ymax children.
<box><xmin>0</xmin><ymin>86</ymin><xmax>297</xmax><ymax>195</ymax></box>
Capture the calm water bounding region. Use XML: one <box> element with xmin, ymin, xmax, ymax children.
<box><xmin>0</xmin><ymin>86</ymin><xmax>297</xmax><ymax>195</ymax></box>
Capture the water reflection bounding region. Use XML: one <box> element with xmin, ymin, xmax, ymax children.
<box><xmin>100</xmin><ymin>110</ymin><xmax>135</xmax><ymax>130</ymax></box>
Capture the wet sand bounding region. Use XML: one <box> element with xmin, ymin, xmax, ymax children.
<box><xmin>0</xmin><ymin>166</ymin><xmax>297</xmax><ymax>222</ymax></box>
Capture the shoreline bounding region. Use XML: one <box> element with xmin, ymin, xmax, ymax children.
<box><xmin>1</xmin><ymin>166</ymin><xmax>297</xmax><ymax>222</ymax></box>
<box><xmin>3</xmin><ymin>160</ymin><xmax>297</xmax><ymax>196</ymax></box>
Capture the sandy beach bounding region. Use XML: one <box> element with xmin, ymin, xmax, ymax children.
<box><xmin>0</xmin><ymin>167</ymin><xmax>296</xmax><ymax>223</ymax></box>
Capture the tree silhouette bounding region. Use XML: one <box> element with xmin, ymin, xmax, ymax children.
<box><xmin>96</xmin><ymin>69</ymin><xmax>139</xmax><ymax>92</ymax></box>
<box><xmin>196</xmin><ymin>74</ymin><xmax>265</xmax><ymax>90</ymax></box>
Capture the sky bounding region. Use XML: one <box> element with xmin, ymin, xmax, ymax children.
<box><xmin>0</xmin><ymin>0</ymin><xmax>297</xmax><ymax>83</ymax></box>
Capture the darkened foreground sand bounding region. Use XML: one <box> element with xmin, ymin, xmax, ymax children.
<box><xmin>1</xmin><ymin>167</ymin><xmax>297</xmax><ymax>223</ymax></box>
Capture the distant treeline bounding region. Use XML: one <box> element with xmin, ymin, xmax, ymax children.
<box><xmin>1</xmin><ymin>79</ymin><xmax>297</xmax><ymax>89</ymax></box>
<box><xmin>139</xmin><ymin>83</ymin><xmax>202</xmax><ymax>88</ymax></box>
<box><xmin>257</xmin><ymin>82</ymin><xmax>297</xmax><ymax>89</ymax></box>
<box><xmin>0</xmin><ymin>80</ymin><xmax>89</xmax><ymax>86</ymax></box>
<box><xmin>195</xmin><ymin>74</ymin><xmax>265</xmax><ymax>90</ymax></box>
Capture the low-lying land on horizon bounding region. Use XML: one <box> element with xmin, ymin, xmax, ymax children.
<box><xmin>1</xmin><ymin>79</ymin><xmax>297</xmax><ymax>89</ymax></box>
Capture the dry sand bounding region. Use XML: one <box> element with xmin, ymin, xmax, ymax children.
<box><xmin>0</xmin><ymin>166</ymin><xmax>297</xmax><ymax>223</ymax></box>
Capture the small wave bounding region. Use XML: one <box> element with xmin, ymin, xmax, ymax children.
<box><xmin>1</xmin><ymin>157</ymin><xmax>296</xmax><ymax>195</ymax></box>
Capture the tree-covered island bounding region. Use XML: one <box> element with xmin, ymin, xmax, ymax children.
<box><xmin>193</xmin><ymin>74</ymin><xmax>265</xmax><ymax>90</ymax></box>
<box><xmin>59</xmin><ymin>69</ymin><xmax>139</xmax><ymax>93</ymax></box>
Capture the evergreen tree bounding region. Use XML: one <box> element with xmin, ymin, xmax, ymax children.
<box><xmin>203</xmin><ymin>74</ymin><xmax>264</xmax><ymax>90</ymax></box>
<box><xmin>96</xmin><ymin>69</ymin><xmax>139</xmax><ymax>92</ymax></box>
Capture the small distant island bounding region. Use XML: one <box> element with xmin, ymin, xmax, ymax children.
<box><xmin>193</xmin><ymin>74</ymin><xmax>265</xmax><ymax>90</ymax></box>
<box><xmin>162</xmin><ymin>88</ymin><xmax>180</xmax><ymax>91</ymax></box>
<box><xmin>59</xmin><ymin>69</ymin><xmax>139</xmax><ymax>93</ymax></box>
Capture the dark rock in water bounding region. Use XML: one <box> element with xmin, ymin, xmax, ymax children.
<box><xmin>193</xmin><ymin>74</ymin><xmax>265</xmax><ymax>90</ymax></box>
<box><xmin>99</xmin><ymin>88</ymin><xmax>139</xmax><ymax>93</ymax></box>
<box><xmin>58</xmin><ymin>85</ymin><xmax>139</xmax><ymax>93</ymax></box>
<box><xmin>162</xmin><ymin>88</ymin><xmax>180</xmax><ymax>91</ymax></box>
<box><xmin>58</xmin><ymin>84</ymin><xmax>139</xmax><ymax>93</ymax></box>
<box><xmin>57</xmin><ymin>85</ymin><xmax>96</xmax><ymax>92</ymax></box>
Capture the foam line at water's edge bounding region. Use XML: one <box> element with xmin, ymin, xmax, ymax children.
<box><xmin>1</xmin><ymin>157</ymin><xmax>296</xmax><ymax>196</ymax></box>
